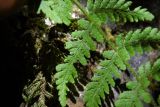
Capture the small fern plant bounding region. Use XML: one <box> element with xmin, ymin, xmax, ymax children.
<box><xmin>34</xmin><ymin>0</ymin><xmax>160</xmax><ymax>107</ymax></box>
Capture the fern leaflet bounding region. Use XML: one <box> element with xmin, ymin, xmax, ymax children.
<box><xmin>22</xmin><ymin>72</ymin><xmax>53</xmax><ymax>107</ymax></box>
<box><xmin>38</xmin><ymin>0</ymin><xmax>72</xmax><ymax>25</ymax></box>
<box><xmin>87</xmin><ymin>0</ymin><xmax>154</xmax><ymax>23</ymax></box>
<box><xmin>115</xmin><ymin>62</ymin><xmax>152</xmax><ymax>107</ymax></box>
<box><xmin>151</xmin><ymin>58</ymin><xmax>160</xmax><ymax>81</ymax></box>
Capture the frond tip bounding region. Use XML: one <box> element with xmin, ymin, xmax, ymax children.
<box><xmin>87</xmin><ymin>0</ymin><xmax>154</xmax><ymax>23</ymax></box>
<box><xmin>55</xmin><ymin>63</ymin><xmax>77</xmax><ymax>107</ymax></box>
<box><xmin>125</xmin><ymin>27</ymin><xmax>160</xmax><ymax>44</ymax></box>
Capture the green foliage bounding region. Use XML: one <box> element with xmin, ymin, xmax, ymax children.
<box><xmin>115</xmin><ymin>62</ymin><xmax>152</xmax><ymax>107</ymax></box>
<box><xmin>38</xmin><ymin>0</ymin><xmax>72</xmax><ymax>25</ymax></box>
<box><xmin>125</xmin><ymin>27</ymin><xmax>160</xmax><ymax>44</ymax></box>
<box><xmin>87</xmin><ymin>0</ymin><xmax>154</xmax><ymax>23</ymax></box>
<box><xmin>30</xmin><ymin>0</ymin><xmax>160</xmax><ymax>107</ymax></box>
<box><xmin>151</xmin><ymin>58</ymin><xmax>160</xmax><ymax>81</ymax></box>
<box><xmin>84</xmin><ymin>35</ymin><xmax>131</xmax><ymax>107</ymax></box>
<box><xmin>55</xmin><ymin>63</ymin><xmax>77</xmax><ymax>106</ymax></box>
<box><xmin>84</xmin><ymin>51</ymin><xmax>122</xmax><ymax>107</ymax></box>
<box><xmin>54</xmin><ymin>26</ymin><xmax>96</xmax><ymax>106</ymax></box>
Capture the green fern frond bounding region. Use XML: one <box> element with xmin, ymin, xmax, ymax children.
<box><xmin>38</xmin><ymin>0</ymin><xmax>72</xmax><ymax>25</ymax></box>
<box><xmin>116</xmin><ymin>35</ymin><xmax>130</xmax><ymax>62</ymax></box>
<box><xmin>22</xmin><ymin>72</ymin><xmax>52</xmax><ymax>107</ymax></box>
<box><xmin>84</xmin><ymin>35</ymin><xmax>132</xmax><ymax>107</ymax></box>
<box><xmin>125</xmin><ymin>27</ymin><xmax>160</xmax><ymax>43</ymax></box>
<box><xmin>84</xmin><ymin>47</ymin><xmax>130</xmax><ymax>107</ymax></box>
<box><xmin>55</xmin><ymin>31</ymin><xmax>95</xmax><ymax>106</ymax></box>
<box><xmin>103</xmin><ymin>50</ymin><xmax>126</xmax><ymax>70</ymax></box>
<box><xmin>65</xmin><ymin>40</ymin><xmax>91</xmax><ymax>65</ymax></box>
<box><xmin>51</xmin><ymin>1</ymin><xmax>159</xmax><ymax>107</ymax></box>
<box><xmin>115</xmin><ymin>62</ymin><xmax>152</xmax><ymax>107</ymax></box>
<box><xmin>71</xmin><ymin>30</ymin><xmax>96</xmax><ymax>50</ymax></box>
<box><xmin>87</xmin><ymin>0</ymin><xmax>154</xmax><ymax>23</ymax></box>
<box><xmin>152</xmin><ymin>58</ymin><xmax>160</xmax><ymax>81</ymax></box>
<box><xmin>76</xmin><ymin>19</ymin><xmax>104</xmax><ymax>42</ymax></box>
<box><xmin>55</xmin><ymin>63</ymin><xmax>77</xmax><ymax>107</ymax></box>
<box><xmin>83</xmin><ymin>30</ymin><xmax>158</xmax><ymax>107</ymax></box>
<box><xmin>84</xmin><ymin>65</ymin><xmax>119</xmax><ymax>107</ymax></box>
<box><xmin>124</xmin><ymin>27</ymin><xmax>160</xmax><ymax>56</ymax></box>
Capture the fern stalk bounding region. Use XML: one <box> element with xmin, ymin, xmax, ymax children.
<box><xmin>71</xmin><ymin>0</ymin><xmax>90</xmax><ymax>20</ymax></box>
<box><xmin>71</xmin><ymin>0</ymin><xmax>114</xmax><ymax>43</ymax></box>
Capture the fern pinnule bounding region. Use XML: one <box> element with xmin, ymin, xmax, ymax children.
<box><xmin>87</xmin><ymin>0</ymin><xmax>154</xmax><ymax>23</ymax></box>
<box><xmin>38</xmin><ymin>0</ymin><xmax>72</xmax><ymax>25</ymax></box>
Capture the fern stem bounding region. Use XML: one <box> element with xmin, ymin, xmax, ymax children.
<box><xmin>71</xmin><ymin>0</ymin><xmax>90</xmax><ymax>20</ymax></box>
<box><xmin>71</xmin><ymin>0</ymin><xmax>115</xmax><ymax>45</ymax></box>
<box><xmin>126</xmin><ymin>63</ymin><xmax>139</xmax><ymax>79</ymax></box>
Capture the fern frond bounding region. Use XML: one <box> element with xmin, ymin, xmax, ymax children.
<box><xmin>51</xmin><ymin>1</ymin><xmax>159</xmax><ymax>107</ymax></box>
<box><xmin>76</xmin><ymin>19</ymin><xmax>104</xmax><ymax>42</ymax></box>
<box><xmin>115</xmin><ymin>62</ymin><xmax>152</xmax><ymax>107</ymax></box>
<box><xmin>125</xmin><ymin>27</ymin><xmax>160</xmax><ymax>44</ymax></box>
<box><xmin>152</xmin><ymin>58</ymin><xmax>160</xmax><ymax>81</ymax></box>
<box><xmin>55</xmin><ymin>27</ymin><xmax>98</xmax><ymax>106</ymax></box>
<box><xmin>65</xmin><ymin>40</ymin><xmax>91</xmax><ymax>65</ymax></box>
<box><xmin>71</xmin><ymin>30</ymin><xmax>96</xmax><ymax>50</ymax></box>
<box><xmin>84</xmin><ymin>43</ymin><xmax>130</xmax><ymax>107</ymax></box>
<box><xmin>22</xmin><ymin>72</ymin><xmax>53</xmax><ymax>107</ymax></box>
<box><xmin>84</xmin><ymin>62</ymin><xmax>120</xmax><ymax>107</ymax></box>
<box><xmin>55</xmin><ymin>63</ymin><xmax>77</xmax><ymax>107</ymax></box>
<box><xmin>83</xmin><ymin>27</ymin><xmax>159</xmax><ymax>107</ymax></box>
<box><xmin>38</xmin><ymin>0</ymin><xmax>72</xmax><ymax>25</ymax></box>
<box><xmin>124</xmin><ymin>27</ymin><xmax>160</xmax><ymax>57</ymax></box>
<box><xmin>87</xmin><ymin>0</ymin><xmax>154</xmax><ymax>23</ymax></box>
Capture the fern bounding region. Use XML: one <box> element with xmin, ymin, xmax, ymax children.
<box><xmin>125</xmin><ymin>27</ymin><xmax>160</xmax><ymax>44</ymax></box>
<box><xmin>115</xmin><ymin>62</ymin><xmax>152</xmax><ymax>107</ymax></box>
<box><xmin>151</xmin><ymin>58</ymin><xmax>160</xmax><ymax>81</ymax></box>
<box><xmin>54</xmin><ymin>16</ymin><xmax>105</xmax><ymax>106</ymax></box>
<box><xmin>36</xmin><ymin>0</ymin><xmax>160</xmax><ymax>107</ymax></box>
<box><xmin>22</xmin><ymin>72</ymin><xmax>53</xmax><ymax>107</ymax></box>
<box><xmin>124</xmin><ymin>27</ymin><xmax>160</xmax><ymax>57</ymax></box>
<box><xmin>84</xmin><ymin>35</ymin><xmax>131</xmax><ymax>107</ymax></box>
<box><xmin>84</xmin><ymin>26</ymin><xmax>160</xmax><ymax>107</ymax></box>
<box><xmin>55</xmin><ymin>63</ymin><xmax>77</xmax><ymax>107</ymax></box>
<box><xmin>87</xmin><ymin>0</ymin><xmax>154</xmax><ymax>23</ymax></box>
<box><xmin>54</xmin><ymin>19</ymin><xmax>100</xmax><ymax>106</ymax></box>
<box><xmin>38</xmin><ymin>0</ymin><xmax>72</xmax><ymax>25</ymax></box>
